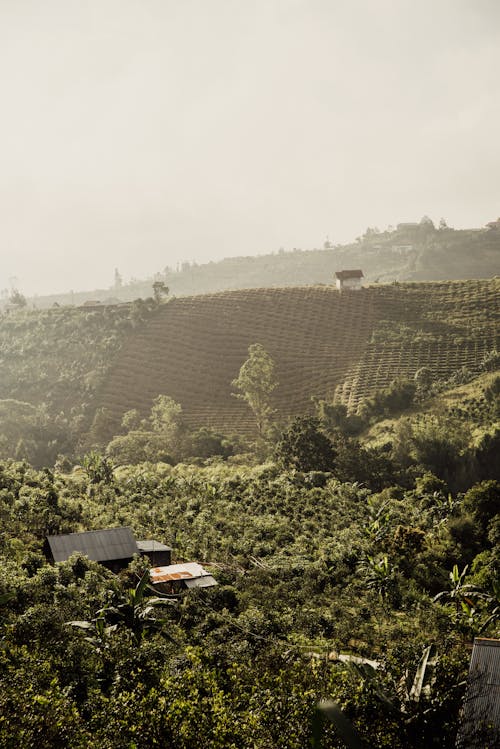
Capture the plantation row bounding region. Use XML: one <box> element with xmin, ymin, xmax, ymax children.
<box><xmin>96</xmin><ymin>279</ymin><xmax>499</xmax><ymax>435</ymax></box>
<box><xmin>97</xmin><ymin>286</ymin><xmax>378</xmax><ymax>435</ymax></box>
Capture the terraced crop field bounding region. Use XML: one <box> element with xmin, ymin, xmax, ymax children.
<box><xmin>97</xmin><ymin>279</ymin><xmax>500</xmax><ymax>435</ymax></box>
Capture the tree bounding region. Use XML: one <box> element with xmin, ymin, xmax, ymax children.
<box><xmin>275</xmin><ymin>416</ymin><xmax>335</xmax><ymax>472</ymax></box>
<box><xmin>152</xmin><ymin>281</ymin><xmax>169</xmax><ymax>304</ymax></box>
<box><xmin>462</xmin><ymin>480</ymin><xmax>500</xmax><ymax>542</ymax></box>
<box><xmin>82</xmin><ymin>451</ymin><xmax>114</xmax><ymax>484</ymax></box>
<box><xmin>150</xmin><ymin>395</ymin><xmax>183</xmax><ymax>437</ymax></box>
<box><xmin>414</xmin><ymin>367</ymin><xmax>434</xmax><ymax>394</ymax></box>
<box><xmin>9</xmin><ymin>289</ymin><xmax>27</xmax><ymax>308</ymax></box>
<box><xmin>232</xmin><ymin>343</ymin><xmax>278</xmax><ymax>436</ymax></box>
<box><xmin>121</xmin><ymin>408</ymin><xmax>142</xmax><ymax>432</ymax></box>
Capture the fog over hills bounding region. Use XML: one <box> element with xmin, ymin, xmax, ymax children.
<box><xmin>25</xmin><ymin>220</ymin><xmax>500</xmax><ymax>308</ymax></box>
<box><xmin>1</xmin><ymin>1</ymin><xmax>500</xmax><ymax>297</ymax></box>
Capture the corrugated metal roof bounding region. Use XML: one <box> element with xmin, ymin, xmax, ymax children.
<box><xmin>457</xmin><ymin>638</ymin><xmax>500</xmax><ymax>748</ymax></box>
<box><xmin>46</xmin><ymin>527</ymin><xmax>138</xmax><ymax>563</ymax></box>
<box><xmin>185</xmin><ymin>575</ymin><xmax>217</xmax><ymax>588</ymax></box>
<box><xmin>136</xmin><ymin>540</ymin><xmax>173</xmax><ymax>553</ymax></box>
<box><xmin>150</xmin><ymin>562</ymin><xmax>217</xmax><ymax>588</ymax></box>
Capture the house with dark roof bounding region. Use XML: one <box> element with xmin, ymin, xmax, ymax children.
<box><xmin>44</xmin><ymin>527</ymin><xmax>172</xmax><ymax>573</ymax></box>
<box><xmin>334</xmin><ymin>269</ymin><xmax>364</xmax><ymax>291</ymax></box>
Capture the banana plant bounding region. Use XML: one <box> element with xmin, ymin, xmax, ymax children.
<box><xmin>311</xmin><ymin>645</ymin><xmax>439</xmax><ymax>748</ymax></box>
<box><xmin>358</xmin><ymin>554</ymin><xmax>398</xmax><ymax>604</ymax></box>
<box><xmin>433</xmin><ymin>565</ymin><xmax>491</xmax><ymax>617</ymax></box>
<box><xmin>69</xmin><ymin>569</ymin><xmax>177</xmax><ymax>646</ymax></box>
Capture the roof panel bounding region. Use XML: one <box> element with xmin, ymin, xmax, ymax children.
<box><xmin>184</xmin><ymin>575</ymin><xmax>217</xmax><ymax>588</ymax></box>
<box><xmin>335</xmin><ymin>269</ymin><xmax>364</xmax><ymax>280</ymax></box>
<box><xmin>136</xmin><ymin>540</ymin><xmax>173</xmax><ymax>553</ymax></box>
<box><xmin>457</xmin><ymin>638</ymin><xmax>500</xmax><ymax>747</ymax></box>
<box><xmin>46</xmin><ymin>528</ymin><xmax>138</xmax><ymax>563</ymax></box>
<box><xmin>150</xmin><ymin>562</ymin><xmax>215</xmax><ymax>585</ymax></box>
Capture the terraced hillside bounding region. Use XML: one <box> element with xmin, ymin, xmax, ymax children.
<box><xmin>96</xmin><ymin>279</ymin><xmax>499</xmax><ymax>436</ymax></box>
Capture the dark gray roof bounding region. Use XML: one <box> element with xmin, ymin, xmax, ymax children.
<box><xmin>136</xmin><ymin>539</ymin><xmax>173</xmax><ymax>553</ymax></box>
<box><xmin>46</xmin><ymin>527</ymin><xmax>138</xmax><ymax>563</ymax></box>
<box><xmin>335</xmin><ymin>269</ymin><xmax>364</xmax><ymax>280</ymax></box>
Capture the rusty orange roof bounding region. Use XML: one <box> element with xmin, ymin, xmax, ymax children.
<box><xmin>150</xmin><ymin>562</ymin><xmax>217</xmax><ymax>587</ymax></box>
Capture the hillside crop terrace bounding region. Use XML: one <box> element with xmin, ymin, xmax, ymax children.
<box><xmin>95</xmin><ymin>279</ymin><xmax>499</xmax><ymax>436</ymax></box>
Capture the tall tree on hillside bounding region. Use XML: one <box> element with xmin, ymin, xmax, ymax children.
<box><xmin>232</xmin><ymin>343</ymin><xmax>277</xmax><ymax>437</ymax></box>
<box><xmin>152</xmin><ymin>281</ymin><xmax>169</xmax><ymax>304</ymax></box>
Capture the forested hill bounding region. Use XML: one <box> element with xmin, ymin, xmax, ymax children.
<box><xmin>29</xmin><ymin>223</ymin><xmax>500</xmax><ymax>307</ymax></box>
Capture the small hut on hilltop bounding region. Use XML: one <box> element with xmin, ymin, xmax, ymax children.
<box><xmin>334</xmin><ymin>269</ymin><xmax>364</xmax><ymax>291</ymax></box>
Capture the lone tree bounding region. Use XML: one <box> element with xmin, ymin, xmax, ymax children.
<box><xmin>152</xmin><ymin>281</ymin><xmax>169</xmax><ymax>304</ymax></box>
<box><xmin>232</xmin><ymin>343</ymin><xmax>277</xmax><ymax>436</ymax></box>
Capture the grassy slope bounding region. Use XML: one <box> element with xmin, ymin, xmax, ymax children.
<box><xmin>96</xmin><ymin>278</ymin><xmax>499</xmax><ymax>436</ymax></box>
<box><xmin>364</xmin><ymin>370</ymin><xmax>500</xmax><ymax>449</ymax></box>
<box><xmin>0</xmin><ymin>302</ymin><xmax>150</xmax><ymax>428</ymax></box>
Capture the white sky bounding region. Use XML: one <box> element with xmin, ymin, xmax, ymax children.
<box><xmin>1</xmin><ymin>0</ymin><xmax>499</xmax><ymax>295</ymax></box>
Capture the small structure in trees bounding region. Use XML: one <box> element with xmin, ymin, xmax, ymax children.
<box><xmin>150</xmin><ymin>562</ymin><xmax>217</xmax><ymax>592</ymax></box>
<box><xmin>334</xmin><ymin>269</ymin><xmax>364</xmax><ymax>291</ymax></box>
<box><xmin>136</xmin><ymin>539</ymin><xmax>172</xmax><ymax>568</ymax></box>
<box><xmin>44</xmin><ymin>527</ymin><xmax>172</xmax><ymax>573</ymax></box>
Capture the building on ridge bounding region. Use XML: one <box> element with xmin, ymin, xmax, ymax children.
<box><xmin>334</xmin><ymin>269</ymin><xmax>364</xmax><ymax>291</ymax></box>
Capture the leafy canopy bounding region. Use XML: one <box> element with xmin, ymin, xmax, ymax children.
<box><xmin>232</xmin><ymin>343</ymin><xmax>278</xmax><ymax>436</ymax></box>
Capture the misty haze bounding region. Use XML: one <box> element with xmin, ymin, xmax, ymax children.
<box><xmin>0</xmin><ymin>2</ymin><xmax>499</xmax><ymax>747</ymax></box>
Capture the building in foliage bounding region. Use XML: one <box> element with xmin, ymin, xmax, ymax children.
<box><xmin>456</xmin><ymin>638</ymin><xmax>500</xmax><ymax>748</ymax></box>
<box><xmin>334</xmin><ymin>269</ymin><xmax>364</xmax><ymax>291</ymax></box>
<box><xmin>44</xmin><ymin>527</ymin><xmax>172</xmax><ymax>573</ymax></box>
<box><xmin>136</xmin><ymin>539</ymin><xmax>172</xmax><ymax>568</ymax></box>
<box><xmin>150</xmin><ymin>562</ymin><xmax>217</xmax><ymax>592</ymax></box>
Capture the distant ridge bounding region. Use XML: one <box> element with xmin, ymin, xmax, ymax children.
<box><xmin>28</xmin><ymin>223</ymin><xmax>500</xmax><ymax>308</ymax></box>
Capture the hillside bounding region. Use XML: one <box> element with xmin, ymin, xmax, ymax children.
<box><xmin>96</xmin><ymin>278</ymin><xmax>500</xmax><ymax>437</ymax></box>
<box><xmin>0</xmin><ymin>278</ymin><xmax>497</xmax><ymax>460</ymax></box>
<box><xmin>0</xmin><ymin>300</ymin><xmax>156</xmax><ymax>464</ymax></box>
<box><xmin>28</xmin><ymin>223</ymin><xmax>500</xmax><ymax>308</ymax></box>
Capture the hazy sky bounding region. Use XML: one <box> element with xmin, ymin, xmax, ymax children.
<box><xmin>1</xmin><ymin>0</ymin><xmax>499</xmax><ymax>295</ymax></box>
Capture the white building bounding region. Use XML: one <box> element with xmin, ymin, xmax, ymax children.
<box><xmin>335</xmin><ymin>269</ymin><xmax>364</xmax><ymax>291</ymax></box>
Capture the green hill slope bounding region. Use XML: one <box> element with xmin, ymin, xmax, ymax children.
<box><xmin>96</xmin><ymin>278</ymin><xmax>500</xmax><ymax>437</ymax></box>
<box><xmin>0</xmin><ymin>279</ymin><xmax>498</xmax><ymax>460</ymax></box>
